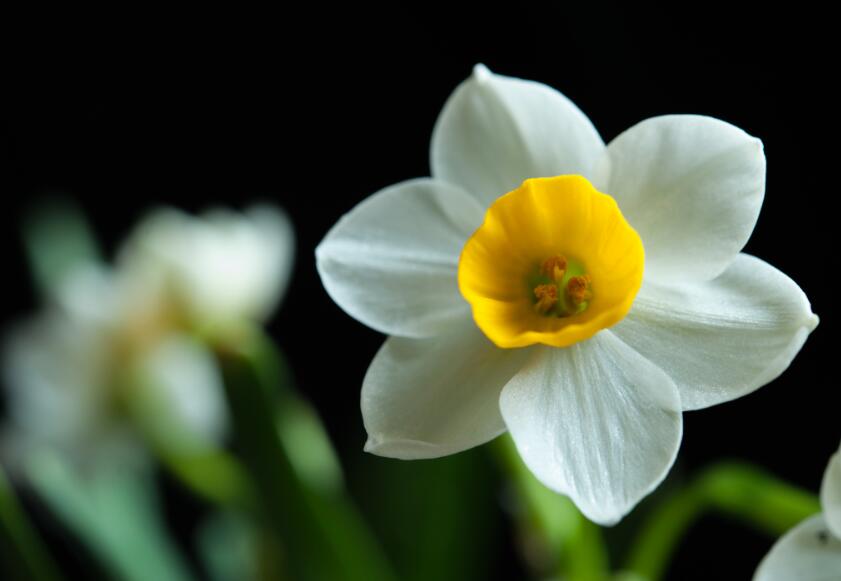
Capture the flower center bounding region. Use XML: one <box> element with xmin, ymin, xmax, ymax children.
<box><xmin>531</xmin><ymin>255</ymin><xmax>592</xmax><ymax>316</ymax></box>
<box><xmin>458</xmin><ymin>175</ymin><xmax>644</xmax><ymax>349</ymax></box>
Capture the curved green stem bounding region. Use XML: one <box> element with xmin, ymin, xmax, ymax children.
<box><xmin>623</xmin><ymin>461</ymin><xmax>821</xmax><ymax>580</ymax></box>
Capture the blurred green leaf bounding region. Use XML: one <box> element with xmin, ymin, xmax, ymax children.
<box><xmin>353</xmin><ymin>449</ymin><xmax>498</xmax><ymax>581</ymax></box>
<box><xmin>196</xmin><ymin>512</ymin><xmax>249</xmax><ymax>581</ymax></box>
<box><xmin>0</xmin><ymin>466</ymin><xmax>64</xmax><ymax>581</ymax></box>
<box><xmin>158</xmin><ymin>449</ymin><xmax>255</xmax><ymax>511</ymax></box>
<box><xmin>22</xmin><ymin>198</ymin><xmax>100</xmax><ymax>297</ymax></box>
<box><xmin>275</xmin><ymin>393</ymin><xmax>343</xmax><ymax>496</ymax></box>
<box><xmin>196</xmin><ymin>511</ymin><xmax>274</xmax><ymax>581</ymax></box>
<box><xmin>25</xmin><ymin>451</ymin><xmax>195</xmax><ymax>581</ymax></box>
<box><xmin>214</xmin><ymin>326</ymin><xmax>397</xmax><ymax>581</ymax></box>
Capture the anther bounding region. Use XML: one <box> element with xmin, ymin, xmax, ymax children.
<box><xmin>566</xmin><ymin>275</ymin><xmax>592</xmax><ymax>306</ymax></box>
<box><xmin>540</xmin><ymin>255</ymin><xmax>567</xmax><ymax>282</ymax></box>
<box><xmin>534</xmin><ymin>284</ymin><xmax>559</xmax><ymax>313</ymax></box>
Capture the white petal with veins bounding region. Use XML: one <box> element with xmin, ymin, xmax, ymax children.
<box><xmin>594</xmin><ymin>115</ymin><xmax>766</xmax><ymax>283</ymax></box>
<box><xmin>362</xmin><ymin>319</ymin><xmax>529</xmax><ymax>458</ymax></box>
<box><xmin>317</xmin><ymin>178</ymin><xmax>483</xmax><ymax>338</ymax></box>
<box><xmin>432</xmin><ymin>64</ymin><xmax>605</xmax><ymax>209</ymax></box>
<box><xmin>613</xmin><ymin>254</ymin><xmax>818</xmax><ymax>411</ymax></box>
<box><xmin>500</xmin><ymin>331</ymin><xmax>682</xmax><ymax>525</ymax></box>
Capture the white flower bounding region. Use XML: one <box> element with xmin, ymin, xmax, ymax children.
<box><xmin>315</xmin><ymin>64</ymin><xmax>818</xmax><ymax>525</ymax></box>
<box><xmin>116</xmin><ymin>205</ymin><xmax>294</xmax><ymax>326</ymax></box>
<box><xmin>3</xmin><ymin>205</ymin><xmax>294</xmax><ymax>464</ymax></box>
<box><xmin>754</xmin><ymin>444</ymin><xmax>841</xmax><ymax>580</ymax></box>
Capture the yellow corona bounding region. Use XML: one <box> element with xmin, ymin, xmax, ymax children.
<box><xmin>458</xmin><ymin>175</ymin><xmax>645</xmax><ymax>348</ymax></box>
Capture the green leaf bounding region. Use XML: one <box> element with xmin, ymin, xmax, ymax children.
<box><xmin>25</xmin><ymin>451</ymin><xmax>195</xmax><ymax>581</ymax></box>
<box><xmin>0</xmin><ymin>466</ymin><xmax>64</xmax><ymax>581</ymax></box>
<box><xmin>353</xmin><ymin>449</ymin><xmax>497</xmax><ymax>581</ymax></box>
<box><xmin>275</xmin><ymin>392</ymin><xmax>343</xmax><ymax>496</ymax></box>
<box><xmin>213</xmin><ymin>327</ymin><xmax>397</xmax><ymax>581</ymax></box>
<box><xmin>196</xmin><ymin>511</ymin><xmax>258</xmax><ymax>581</ymax></box>
<box><xmin>22</xmin><ymin>198</ymin><xmax>100</xmax><ymax>298</ymax></box>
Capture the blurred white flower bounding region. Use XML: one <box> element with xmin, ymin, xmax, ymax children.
<box><xmin>316</xmin><ymin>64</ymin><xmax>818</xmax><ymax>524</ymax></box>
<box><xmin>3</xmin><ymin>264</ymin><xmax>133</xmax><ymax>466</ymax></box>
<box><xmin>117</xmin><ymin>206</ymin><xmax>293</xmax><ymax>326</ymax></box>
<box><xmin>3</xmin><ymin>205</ymin><xmax>294</xmax><ymax>466</ymax></box>
<box><xmin>754</xmin><ymin>444</ymin><xmax>841</xmax><ymax>580</ymax></box>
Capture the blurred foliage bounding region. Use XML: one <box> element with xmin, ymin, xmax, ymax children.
<box><xmin>215</xmin><ymin>325</ymin><xmax>397</xmax><ymax>581</ymax></box>
<box><xmin>0</xmin><ymin>467</ymin><xmax>63</xmax><ymax>581</ymax></box>
<box><xmin>24</xmin><ymin>453</ymin><xmax>193</xmax><ymax>581</ymax></box>
<box><xmin>22</xmin><ymin>199</ymin><xmax>100</xmax><ymax>300</ymax></box>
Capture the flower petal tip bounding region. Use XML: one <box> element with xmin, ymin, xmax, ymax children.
<box><xmin>588</xmin><ymin>512</ymin><xmax>623</xmax><ymax>527</ymax></box>
<box><xmin>363</xmin><ymin>434</ymin><xmax>449</xmax><ymax>460</ymax></box>
<box><xmin>806</xmin><ymin>312</ymin><xmax>820</xmax><ymax>333</ymax></box>
<box><xmin>362</xmin><ymin>437</ymin><xmax>379</xmax><ymax>454</ymax></box>
<box><xmin>472</xmin><ymin>63</ymin><xmax>491</xmax><ymax>83</ymax></box>
<box><xmin>363</xmin><ymin>434</ymin><xmax>411</xmax><ymax>458</ymax></box>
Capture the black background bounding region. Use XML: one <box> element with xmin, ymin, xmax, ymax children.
<box><xmin>2</xmin><ymin>8</ymin><xmax>833</xmax><ymax>580</ymax></box>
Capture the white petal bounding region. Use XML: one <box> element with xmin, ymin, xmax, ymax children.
<box><xmin>822</xmin><ymin>450</ymin><xmax>841</xmax><ymax>539</ymax></box>
<box><xmin>117</xmin><ymin>205</ymin><xmax>294</xmax><ymax>324</ymax></box>
<box><xmin>51</xmin><ymin>263</ymin><xmax>119</xmax><ymax>324</ymax></box>
<box><xmin>2</xmin><ymin>308</ymin><xmax>114</xmax><ymax>458</ymax></box>
<box><xmin>362</xmin><ymin>319</ymin><xmax>529</xmax><ymax>459</ymax></box>
<box><xmin>316</xmin><ymin>178</ymin><xmax>483</xmax><ymax>338</ymax></box>
<box><xmin>431</xmin><ymin>64</ymin><xmax>605</xmax><ymax>208</ymax></box>
<box><xmin>594</xmin><ymin>115</ymin><xmax>765</xmax><ymax>283</ymax></box>
<box><xmin>613</xmin><ymin>254</ymin><xmax>818</xmax><ymax>411</ymax></box>
<box><xmin>499</xmin><ymin>332</ymin><xmax>682</xmax><ymax>525</ymax></box>
<box><xmin>129</xmin><ymin>335</ymin><xmax>229</xmax><ymax>449</ymax></box>
<box><xmin>754</xmin><ymin>515</ymin><xmax>841</xmax><ymax>581</ymax></box>
<box><xmin>205</xmin><ymin>205</ymin><xmax>295</xmax><ymax>321</ymax></box>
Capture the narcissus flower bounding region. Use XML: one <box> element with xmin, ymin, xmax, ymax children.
<box><xmin>316</xmin><ymin>65</ymin><xmax>818</xmax><ymax>524</ymax></box>
<box><xmin>754</xmin><ymin>443</ymin><xmax>841</xmax><ymax>580</ymax></box>
<box><xmin>3</xmin><ymin>205</ymin><xmax>293</xmax><ymax>465</ymax></box>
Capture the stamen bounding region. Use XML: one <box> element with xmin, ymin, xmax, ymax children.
<box><xmin>534</xmin><ymin>284</ymin><xmax>559</xmax><ymax>313</ymax></box>
<box><xmin>540</xmin><ymin>255</ymin><xmax>567</xmax><ymax>282</ymax></box>
<box><xmin>566</xmin><ymin>275</ymin><xmax>593</xmax><ymax>306</ymax></box>
<box><xmin>533</xmin><ymin>257</ymin><xmax>593</xmax><ymax>317</ymax></box>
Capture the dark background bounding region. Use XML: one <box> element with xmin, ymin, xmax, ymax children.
<box><xmin>2</xmin><ymin>8</ymin><xmax>832</xmax><ymax>580</ymax></box>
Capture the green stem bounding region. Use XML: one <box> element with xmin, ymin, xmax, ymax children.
<box><xmin>621</xmin><ymin>481</ymin><xmax>704</xmax><ymax>581</ymax></box>
<box><xmin>624</xmin><ymin>461</ymin><xmax>821</xmax><ymax>580</ymax></box>
<box><xmin>492</xmin><ymin>435</ymin><xmax>610</xmax><ymax>581</ymax></box>
<box><xmin>0</xmin><ymin>467</ymin><xmax>64</xmax><ymax>581</ymax></box>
